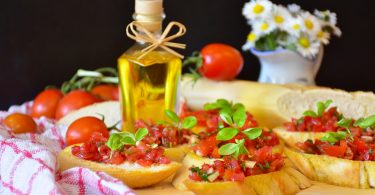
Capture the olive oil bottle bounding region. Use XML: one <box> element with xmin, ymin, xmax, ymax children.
<box><xmin>118</xmin><ymin>0</ymin><xmax>183</xmax><ymax>132</ymax></box>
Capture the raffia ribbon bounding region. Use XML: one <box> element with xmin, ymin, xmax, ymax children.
<box><xmin>126</xmin><ymin>21</ymin><xmax>187</xmax><ymax>59</ymax></box>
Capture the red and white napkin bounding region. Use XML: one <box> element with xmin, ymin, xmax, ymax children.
<box><xmin>0</xmin><ymin>102</ymin><xmax>136</xmax><ymax>195</ymax></box>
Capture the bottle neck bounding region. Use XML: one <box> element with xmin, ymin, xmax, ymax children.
<box><xmin>133</xmin><ymin>12</ymin><xmax>165</xmax><ymax>35</ymax></box>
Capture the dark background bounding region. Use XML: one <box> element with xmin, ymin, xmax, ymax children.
<box><xmin>0</xmin><ymin>0</ymin><xmax>374</xmax><ymax>109</ymax></box>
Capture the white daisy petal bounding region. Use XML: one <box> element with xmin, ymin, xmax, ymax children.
<box><xmin>287</xmin><ymin>4</ymin><xmax>301</xmax><ymax>14</ymax></box>
<box><xmin>296</xmin><ymin>35</ymin><xmax>321</xmax><ymax>59</ymax></box>
<box><xmin>242</xmin><ymin>0</ymin><xmax>273</xmax><ymax>21</ymax></box>
<box><xmin>270</xmin><ymin>5</ymin><xmax>292</xmax><ymax>29</ymax></box>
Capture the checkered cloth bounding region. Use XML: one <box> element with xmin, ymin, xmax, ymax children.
<box><xmin>0</xmin><ymin>102</ymin><xmax>136</xmax><ymax>195</ymax></box>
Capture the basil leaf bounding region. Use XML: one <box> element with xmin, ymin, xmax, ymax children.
<box><xmin>216</xmin><ymin>99</ymin><xmax>232</xmax><ymax>108</ymax></box>
<box><xmin>233</xmin><ymin>107</ymin><xmax>247</xmax><ymax>128</ymax></box>
<box><xmin>203</xmin><ymin>99</ymin><xmax>231</xmax><ymax>111</ymax></box>
<box><xmin>107</xmin><ymin>133</ymin><xmax>122</xmax><ymax>151</ymax></box>
<box><xmin>218</xmin><ymin>143</ymin><xmax>238</xmax><ymax>156</ymax></box>
<box><xmin>243</xmin><ymin>128</ymin><xmax>262</xmax><ymax>140</ymax></box>
<box><xmin>337</xmin><ymin>118</ymin><xmax>352</xmax><ymax>128</ymax></box>
<box><xmin>120</xmin><ymin>134</ymin><xmax>136</xmax><ymax>145</ymax></box>
<box><xmin>303</xmin><ymin>110</ymin><xmax>317</xmax><ymax>117</ymax></box>
<box><xmin>216</xmin><ymin>127</ymin><xmax>239</xmax><ymax>141</ymax></box>
<box><xmin>321</xmin><ymin>131</ymin><xmax>347</xmax><ymax>144</ymax></box>
<box><xmin>204</xmin><ymin>102</ymin><xmax>221</xmax><ymax>111</ymax></box>
<box><xmin>219</xmin><ymin>108</ymin><xmax>234</xmax><ymax>126</ymax></box>
<box><xmin>354</xmin><ymin>115</ymin><xmax>375</xmax><ymax>128</ymax></box>
<box><xmin>232</xmin><ymin>103</ymin><xmax>245</xmax><ymax>111</ymax></box>
<box><xmin>317</xmin><ymin>100</ymin><xmax>332</xmax><ymax>116</ymax></box>
<box><xmin>165</xmin><ymin>109</ymin><xmax>180</xmax><ymax>123</ymax></box>
<box><xmin>182</xmin><ymin>116</ymin><xmax>198</xmax><ymax>129</ymax></box>
<box><xmin>135</xmin><ymin>128</ymin><xmax>149</xmax><ymax>142</ymax></box>
<box><xmin>236</xmin><ymin>139</ymin><xmax>248</xmax><ymax>155</ymax></box>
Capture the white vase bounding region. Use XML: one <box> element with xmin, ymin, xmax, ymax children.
<box><xmin>250</xmin><ymin>46</ymin><xmax>324</xmax><ymax>85</ymax></box>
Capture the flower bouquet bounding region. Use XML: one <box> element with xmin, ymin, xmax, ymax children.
<box><xmin>242</xmin><ymin>0</ymin><xmax>341</xmax><ymax>85</ymax></box>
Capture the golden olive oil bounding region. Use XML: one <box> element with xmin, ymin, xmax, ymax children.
<box><xmin>118</xmin><ymin>46</ymin><xmax>182</xmax><ymax>132</ymax></box>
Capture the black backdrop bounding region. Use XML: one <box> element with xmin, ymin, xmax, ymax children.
<box><xmin>1</xmin><ymin>0</ymin><xmax>375</xmax><ymax>109</ymax></box>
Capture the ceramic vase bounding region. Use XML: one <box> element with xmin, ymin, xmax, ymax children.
<box><xmin>250</xmin><ymin>46</ymin><xmax>324</xmax><ymax>85</ymax></box>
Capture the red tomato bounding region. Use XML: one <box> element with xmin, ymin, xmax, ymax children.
<box><xmin>91</xmin><ymin>84</ymin><xmax>119</xmax><ymax>101</ymax></box>
<box><xmin>66</xmin><ymin>116</ymin><xmax>109</xmax><ymax>146</ymax></box>
<box><xmin>4</xmin><ymin>113</ymin><xmax>37</xmax><ymax>134</ymax></box>
<box><xmin>321</xmin><ymin>140</ymin><xmax>347</xmax><ymax>157</ymax></box>
<box><xmin>31</xmin><ymin>89</ymin><xmax>64</xmax><ymax>119</ymax></box>
<box><xmin>199</xmin><ymin>43</ymin><xmax>244</xmax><ymax>80</ymax></box>
<box><xmin>55</xmin><ymin>90</ymin><xmax>99</xmax><ymax>120</ymax></box>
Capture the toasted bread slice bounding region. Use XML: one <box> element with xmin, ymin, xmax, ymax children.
<box><xmin>58</xmin><ymin>145</ymin><xmax>181</xmax><ymax>188</ymax></box>
<box><xmin>273</xmin><ymin>127</ymin><xmax>326</xmax><ymax>149</ymax></box>
<box><xmin>181</xmin><ymin>78</ymin><xmax>375</xmax><ymax>128</ymax></box>
<box><xmin>57</xmin><ymin>101</ymin><xmax>120</xmax><ymax>127</ymax></box>
<box><xmin>164</xmin><ymin>145</ymin><xmax>191</xmax><ymax>162</ymax></box>
<box><xmin>284</xmin><ymin>147</ymin><xmax>375</xmax><ymax>188</ymax></box>
<box><xmin>173</xmin><ymin>150</ymin><xmax>310</xmax><ymax>193</ymax></box>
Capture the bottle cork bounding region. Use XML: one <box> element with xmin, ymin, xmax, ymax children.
<box><xmin>134</xmin><ymin>0</ymin><xmax>164</xmax><ymax>32</ymax></box>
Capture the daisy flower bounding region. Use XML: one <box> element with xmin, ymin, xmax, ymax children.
<box><xmin>270</xmin><ymin>5</ymin><xmax>292</xmax><ymax>29</ymax></box>
<box><xmin>296</xmin><ymin>35</ymin><xmax>321</xmax><ymax>59</ymax></box>
<box><xmin>242</xmin><ymin>32</ymin><xmax>259</xmax><ymax>50</ymax></box>
<box><xmin>242</xmin><ymin>0</ymin><xmax>273</xmax><ymax>21</ymax></box>
<box><xmin>314</xmin><ymin>10</ymin><xmax>337</xmax><ymax>26</ymax></box>
<box><xmin>287</xmin><ymin>4</ymin><xmax>301</xmax><ymax>14</ymax></box>
<box><xmin>252</xmin><ymin>20</ymin><xmax>276</xmax><ymax>35</ymax></box>
<box><xmin>285</xmin><ymin>16</ymin><xmax>305</xmax><ymax>37</ymax></box>
<box><xmin>317</xmin><ymin>31</ymin><xmax>331</xmax><ymax>45</ymax></box>
<box><xmin>300</xmin><ymin>12</ymin><xmax>321</xmax><ymax>37</ymax></box>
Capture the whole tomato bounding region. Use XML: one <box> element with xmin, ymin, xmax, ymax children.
<box><xmin>55</xmin><ymin>90</ymin><xmax>99</xmax><ymax>120</ymax></box>
<box><xmin>3</xmin><ymin>113</ymin><xmax>37</xmax><ymax>134</ymax></box>
<box><xmin>91</xmin><ymin>84</ymin><xmax>119</xmax><ymax>101</ymax></box>
<box><xmin>31</xmin><ymin>88</ymin><xmax>64</xmax><ymax>119</ymax></box>
<box><xmin>199</xmin><ymin>43</ymin><xmax>244</xmax><ymax>80</ymax></box>
<box><xmin>66</xmin><ymin>116</ymin><xmax>109</xmax><ymax>145</ymax></box>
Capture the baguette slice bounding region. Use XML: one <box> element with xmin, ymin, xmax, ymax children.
<box><xmin>164</xmin><ymin>145</ymin><xmax>191</xmax><ymax>162</ymax></box>
<box><xmin>57</xmin><ymin>101</ymin><xmax>120</xmax><ymax>127</ymax></box>
<box><xmin>58</xmin><ymin>145</ymin><xmax>181</xmax><ymax>188</ymax></box>
<box><xmin>284</xmin><ymin>147</ymin><xmax>375</xmax><ymax>188</ymax></box>
<box><xmin>273</xmin><ymin>127</ymin><xmax>326</xmax><ymax>149</ymax></box>
<box><xmin>181</xmin><ymin>78</ymin><xmax>375</xmax><ymax>128</ymax></box>
<box><xmin>184</xmin><ymin>167</ymin><xmax>310</xmax><ymax>195</ymax></box>
<box><xmin>172</xmin><ymin>145</ymin><xmax>284</xmax><ymax>190</ymax></box>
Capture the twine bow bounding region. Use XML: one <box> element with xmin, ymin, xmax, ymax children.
<box><xmin>126</xmin><ymin>21</ymin><xmax>187</xmax><ymax>59</ymax></box>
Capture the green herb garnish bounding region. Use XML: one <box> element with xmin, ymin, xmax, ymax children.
<box><xmin>303</xmin><ymin>99</ymin><xmax>333</xmax><ymax>117</ymax></box>
<box><xmin>320</xmin><ymin>131</ymin><xmax>348</xmax><ymax>145</ymax></box>
<box><xmin>159</xmin><ymin>109</ymin><xmax>198</xmax><ymax>130</ymax></box>
<box><xmin>107</xmin><ymin>128</ymin><xmax>149</xmax><ymax>151</ymax></box>
<box><xmin>218</xmin><ymin>139</ymin><xmax>249</xmax><ymax>159</ymax></box>
<box><xmin>354</xmin><ymin>115</ymin><xmax>375</xmax><ymax>129</ymax></box>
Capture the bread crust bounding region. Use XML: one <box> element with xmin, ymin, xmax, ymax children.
<box><xmin>58</xmin><ymin>145</ymin><xmax>181</xmax><ymax>188</ymax></box>
<box><xmin>284</xmin><ymin>147</ymin><xmax>375</xmax><ymax>188</ymax></box>
<box><xmin>273</xmin><ymin>127</ymin><xmax>326</xmax><ymax>149</ymax></box>
<box><xmin>173</xmin><ymin>152</ymin><xmax>311</xmax><ymax>194</ymax></box>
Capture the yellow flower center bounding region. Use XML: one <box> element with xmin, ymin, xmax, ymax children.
<box><xmin>305</xmin><ymin>19</ymin><xmax>314</xmax><ymax>30</ymax></box>
<box><xmin>299</xmin><ymin>38</ymin><xmax>310</xmax><ymax>48</ymax></box>
<box><xmin>247</xmin><ymin>33</ymin><xmax>257</xmax><ymax>42</ymax></box>
<box><xmin>274</xmin><ymin>15</ymin><xmax>284</xmax><ymax>24</ymax></box>
<box><xmin>317</xmin><ymin>31</ymin><xmax>324</xmax><ymax>38</ymax></box>
<box><xmin>260</xmin><ymin>23</ymin><xmax>269</xmax><ymax>31</ymax></box>
<box><xmin>253</xmin><ymin>4</ymin><xmax>264</xmax><ymax>14</ymax></box>
<box><xmin>292</xmin><ymin>24</ymin><xmax>300</xmax><ymax>30</ymax></box>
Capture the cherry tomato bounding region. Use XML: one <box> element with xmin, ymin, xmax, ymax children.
<box><xmin>91</xmin><ymin>84</ymin><xmax>119</xmax><ymax>101</ymax></box>
<box><xmin>199</xmin><ymin>43</ymin><xmax>244</xmax><ymax>80</ymax></box>
<box><xmin>55</xmin><ymin>90</ymin><xmax>99</xmax><ymax>120</ymax></box>
<box><xmin>31</xmin><ymin>88</ymin><xmax>64</xmax><ymax>119</ymax></box>
<box><xmin>3</xmin><ymin>113</ymin><xmax>37</xmax><ymax>134</ymax></box>
<box><xmin>66</xmin><ymin>116</ymin><xmax>109</xmax><ymax>145</ymax></box>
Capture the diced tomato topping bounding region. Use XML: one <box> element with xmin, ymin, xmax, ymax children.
<box><xmin>71</xmin><ymin>133</ymin><xmax>171</xmax><ymax>166</ymax></box>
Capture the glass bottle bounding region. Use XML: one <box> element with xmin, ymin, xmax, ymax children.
<box><xmin>118</xmin><ymin>0</ymin><xmax>182</xmax><ymax>132</ymax></box>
